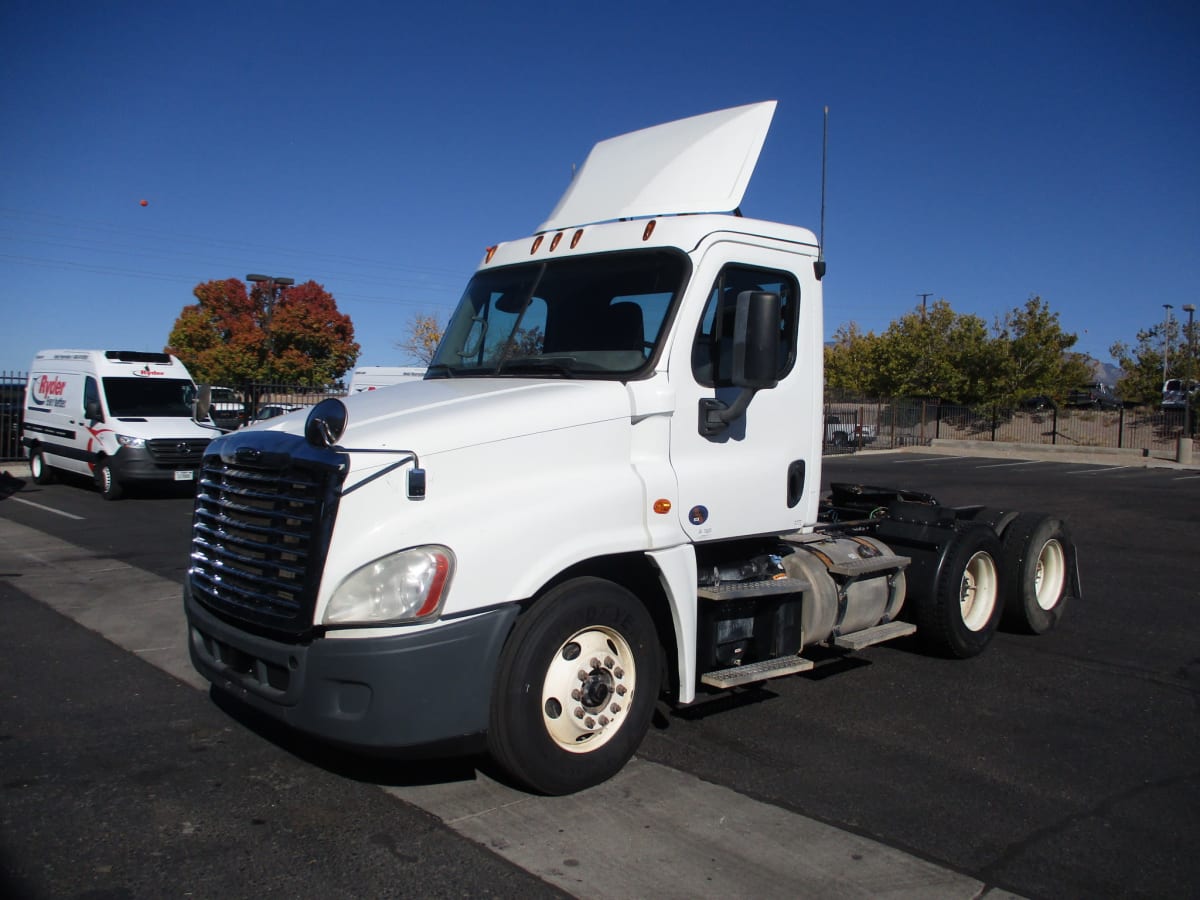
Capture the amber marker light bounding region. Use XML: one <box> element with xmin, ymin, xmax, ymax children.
<box><xmin>530</xmin><ymin>235</ymin><xmax>544</xmax><ymax>254</ymax></box>
<box><xmin>653</xmin><ymin>499</ymin><xmax>672</xmax><ymax>515</ymax></box>
<box><xmin>550</xmin><ymin>232</ymin><xmax>563</xmax><ymax>251</ymax></box>
<box><xmin>484</xmin><ymin>245</ymin><xmax>498</xmax><ymax>263</ymax></box>
<box><xmin>642</xmin><ymin>220</ymin><xmax>657</xmax><ymax>241</ymax></box>
<box><xmin>570</xmin><ymin>229</ymin><xmax>584</xmax><ymax>248</ymax></box>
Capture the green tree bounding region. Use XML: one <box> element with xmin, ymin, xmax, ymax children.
<box><xmin>871</xmin><ymin>300</ymin><xmax>993</xmax><ymax>404</ymax></box>
<box><xmin>167</xmin><ymin>278</ymin><xmax>358</xmax><ymax>385</ymax></box>
<box><xmin>990</xmin><ymin>296</ymin><xmax>1089</xmax><ymax>406</ymax></box>
<box><xmin>1109</xmin><ymin>318</ymin><xmax>1185</xmax><ymax>406</ymax></box>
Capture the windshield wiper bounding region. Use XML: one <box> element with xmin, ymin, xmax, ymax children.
<box><xmin>496</xmin><ymin>356</ymin><xmax>576</xmax><ymax>377</ymax></box>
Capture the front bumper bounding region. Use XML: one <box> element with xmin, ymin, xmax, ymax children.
<box><xmin>109</xmin><ymin>446</ymin><xmax>201</xmax><ymax>483</ymax></box>
<box><xmin>184</xmin><ymin>582</ymin><xmax>519</xmax><ymax>750</ymax></box>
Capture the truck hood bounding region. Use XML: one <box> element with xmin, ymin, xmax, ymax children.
<box><xmin>259</xmin><ymin>378</ymin><xmax>638</xmax><ymax>461</ymax></box>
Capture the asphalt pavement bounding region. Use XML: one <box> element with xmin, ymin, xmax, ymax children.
<box><xmin>1</xmin><ymin>443</ymin><xmax>1197</xmax><ymax>899</ymax></box>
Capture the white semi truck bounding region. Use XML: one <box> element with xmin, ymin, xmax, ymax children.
<box><xmin>184</xmin><ymin>102</ymin><xmax>1079</xmax><ymax>795</ymax></box>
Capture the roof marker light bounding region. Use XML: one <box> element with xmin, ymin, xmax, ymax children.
<box><xmin>642</xmin><ymin>220</ymin><xmax>656</xmax><ymax>241</ymax></box>
<box><xmin>530</xmin><ymin>235</ymin><xmax>544</xmax><ymax>254</ymax></box>
<box><xmin>550</xmin><ymin>232</ymin><xmax>563</xmax><ymax>251</ymax></box>
<box><xmin>485</xmin><ymin>245</ymin><xmax>497</xmax><ymax>263</ymax></box>
<box><xmin>570</xmin><ymin>229</ymin><xmax>583</xmax><ymax>249</ymax></box>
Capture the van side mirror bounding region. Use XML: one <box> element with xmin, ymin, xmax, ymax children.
<box><xmin>194</xmin><ymin>385</ymin><xmax>212</xmax><ymax>422</ymax></box>
<box><xmin>85</xmin><ymin>399</ymin><xmax>103</xmax><ymax>422</ymax></box>
<box><xmin>699</xmin><ymin>290</ymin><xmax>781</xmax><ymax>436</ymax></box>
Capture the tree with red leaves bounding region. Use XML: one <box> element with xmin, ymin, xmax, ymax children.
<box><xmin>167</xmin><ymin>278</ymin><xmax>359</xmax><ymax>386</ymax></box>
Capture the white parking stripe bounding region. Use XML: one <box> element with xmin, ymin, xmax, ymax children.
<box><xmin>0</xmin><ymin>517</ymin><xmax>1016</xmax><ymax>900</ymax></box>
<box><xmin>887</xmin><ymin>455</ymin><xmax>967</xmax><ymax>464</ymax></box>
<box><xmin>1063</xmin><ymin>466</ymin><xmax>1129</xmax><ymax>475</ymax></box>
<box><xmin>9</xmin><ymin>497</ymin><xmax>85</xmax><ymax>520</ymax></box>
<box><xmin>975</xmin><ymin>460</ymin><xmax>1045</xmax><ymax>469</ymax></box>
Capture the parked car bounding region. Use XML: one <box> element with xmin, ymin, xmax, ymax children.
<box><xmin>1065</xmin><ymin>382</ymin><xmax>1121</xmax><ymax>410</ymax></box>
<box><xmin>207</xmin><ymin>386</ymin><xmax>246</xmax><ymax>430</ymax></box>
<box><xmin>1162</xmin><ymin>378</ymin><xmax>1198</xmax><ymax>410</ymax></box>
<box><xmin>824</xmin><ymin>414</ymin><xmax>876</xmax><ymax>447</ymax></box>
<box><xmin>252</xmin><ymin>403</ymin><xmax>311</xmax><ymax>422</ymax></box>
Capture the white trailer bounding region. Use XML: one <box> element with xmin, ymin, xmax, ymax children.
<box><xmin>347</xmin><ymin>366</ymin><xmax>427</xmax><ymax>393</ymax></box>
<box><xmin>184</xmin><ymin>103</ymin><xmax>1079</xmax><ymax>794</ymax></box>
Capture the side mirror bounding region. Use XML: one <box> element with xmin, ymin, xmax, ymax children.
<box><xmin>699</xmin><ymin>290</ymin><xmax>781</xmax><ymax>436</ymax></box>
<box><xmin>194</xmin><ymin>385</ymin><xmax>212</xmax><ymax>422</ymax></box>
<box><xmin>731</xmin><ymin>290</ymin><xmax>781</xmax><ymax>390</ymax></box>
<box><xmin>85</xmin><ymin>399</ymin><xmax>103</xmax><ymax>422</ymax></box>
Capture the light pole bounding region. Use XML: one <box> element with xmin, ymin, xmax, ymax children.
<box><xmin>1162</xmin><ymin>303</ymin><xmax>1174</xmax><ymax>382</ymax></box>
<box><xmin>247</xmin><ymin>273</ymin><xmax>295</xmax><ymax>358</ymax></box>
<box><xmin>1183</xmin><ymin>303</ymin><xmax>1196</xmax><ymax>443</ymax></box>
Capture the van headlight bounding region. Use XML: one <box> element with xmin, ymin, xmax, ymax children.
<box><xmin>115</xmin><ymin>434</ymin><xmax>146</xmax><ymax>449</ymax></box>
<box><xmin>324</xmin><ymin>545</ymin><xmax>454</xmax><ymax>625</ymax></box>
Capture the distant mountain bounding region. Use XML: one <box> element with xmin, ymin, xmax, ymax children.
<box><xmin>1085</xmin><ymin>357</ymin><xmax>1122</xmax><ymax>388</ymax></box>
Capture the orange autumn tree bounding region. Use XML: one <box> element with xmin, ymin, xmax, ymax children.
<box><xmin>167</xmin><ymin>278</ymin><xmax>359</xmax><ymax>386</ymax></box>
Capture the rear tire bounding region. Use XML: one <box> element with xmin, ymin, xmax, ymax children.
<box><xmin>913</xmin><ymin>525</ymin><xmax>1003</xmax><ymax>658</ymax></box>
<box><xmin>30</xmin><ymin>447</ymin><xmax>55</xmax><ymax>484</ymax></box>
<box><xmin>96</xmin><ymin>459</ymin><xmax>124</xmax><ymax>501</ymax></box>
<box><xmin>487</xmin><ymin>577</ymin><xmax>661</xmax><ymax>795</ymax></box>
<box><xmin>1000</xmin><ymin>513</ymin><xmax>1072</xmax><ymax>634</ymax></box>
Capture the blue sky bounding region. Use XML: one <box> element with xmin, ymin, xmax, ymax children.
<box><xmin>1</xmin><ymin>1</ymin><xmax>1196</xmax><ymax>373</ymax></box>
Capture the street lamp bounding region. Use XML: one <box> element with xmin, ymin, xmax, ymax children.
<box><xmin>1162</xmin><ymin>303</ymin><xmax>1174</xmax><ymax>382</ymax></box>
<box><xmin>247</xmin><ymin>273</ymin><xmax>295</xmax><ymax>357</ymax></box>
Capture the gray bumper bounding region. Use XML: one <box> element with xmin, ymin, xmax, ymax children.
<box><xmin>185</xmin><ymin>583</ymin><xmax>519</xmax><ymax>750</ymax></box>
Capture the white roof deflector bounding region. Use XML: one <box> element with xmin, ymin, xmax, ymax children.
<box><xmin>538</xmin><ymin>100</ymin><xmax>777</xmax><ymax>232</ymax></box>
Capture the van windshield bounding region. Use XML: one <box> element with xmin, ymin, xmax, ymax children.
<box><xmin>428</xmin><ymin>250</ymin><xmax>686</xmax><ymax>379</ymax></box>
<box><xmin>102</xmin><ymin>378</ymin><xmax>196</xmax><ymax>417</ymax></box>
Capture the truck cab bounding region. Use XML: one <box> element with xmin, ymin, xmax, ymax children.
<box><xmin>184</xmin><ymin>103</ymin><xmax>1077</xmax><ymax>795</ymax></box>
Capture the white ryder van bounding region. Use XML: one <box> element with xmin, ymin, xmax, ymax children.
<box><xmin>23</xmin><ymin>350</ymin><xmax>214</xmax><ymax>500</ymax></box>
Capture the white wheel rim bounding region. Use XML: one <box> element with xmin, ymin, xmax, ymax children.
<box><xmin>959</xmin><ymin>550</ymin><xmax>998</xmax><ymax>631</ymax></box>
<box><xmin>1033</xmin><ymin>539</ymin><xmax>1067</xmax><ymax>611</ymax></box>
<box><xmin>31</xmin><ymin>454</ymin><xmax>41</xmax><ymax>477</ymax></box>
<box><xmin>541</xmin><ymin>626</ymin><xmax>635</xmax><ymax>754</ymax></box>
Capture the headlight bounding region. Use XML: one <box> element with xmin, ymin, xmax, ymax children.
<box><xmin>324</xmin><ymin>545</ymin><xmax>454</xmax><ymax>626</ymax></box>
<box><xmin>115</xmin><ymin>434</ymin><xmax>146</xmax><ymax>449</ymax></box>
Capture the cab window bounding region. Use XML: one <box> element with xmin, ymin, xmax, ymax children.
<box><xmin>692</xmin><ymin>264</ymin><xmax>799</xmax><ymax>387</ymax></box>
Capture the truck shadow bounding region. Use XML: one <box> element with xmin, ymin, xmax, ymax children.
<box><xmin>210</xmin><ymin>688</ymin><xmax>494</xmax><ymax>789</ymax></box>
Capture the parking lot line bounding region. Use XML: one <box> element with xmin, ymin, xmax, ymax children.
<box><xmin>1063</xmin><ymin>466</ymin><xmax>1129</xmax><ymax>475</ymax></box>
<box><xmin>9</xmin><ymin>497</ymin><xmax>85</xmax><ymax>520</ymax></box>
<box><xmin>887</xmin><ymin>455</ymin><xmax>967</xmax><ymax>464</ymax></box>
<box><xmin>974</xmin><ymin>460</ymin><xmax>1045</xmax><ymax>469</ymax></box>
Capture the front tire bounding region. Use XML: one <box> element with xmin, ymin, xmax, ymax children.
<box><xmin>913</xmin><ymin>525</ymin><xmax>1003</xmax><ymax>658</ymax></box>
<box><xmin>96</xmin><ymin>459</ymin><xmax>124</xmax><ymax>501</ymax></box>
<box><xmin>488</xmin><ymin>577</ymin><xmax>662</xmax><ymax>795</ymax></box>
<box><xmin>30</xmin><ymin>447</ymin><xmax>55</xmax><ymax>484</ymax></box>
<box><xmin>1000</xmin><ymin>514</ymin><xmax>1072</xmax><ymax>634</ymax></box>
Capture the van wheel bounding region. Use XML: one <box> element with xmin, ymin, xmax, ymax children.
<box><xmin>1000</xmin><ymin>514</ymin><xmax>1072</xmax><ymax>634</ymax></box>
<box><xmin>913</xmin><ymin>525</ymin><xmax>1003</xmax><ymax>658</ymax></box>
<box><xmin>30</xmin><ymin>447</ymin><xmax>55</xmax><ymax>484</ymax></box>
<box><xmin>488</xmin><ymin>577</ymin><xmax>661</xmax><ymax>795</ymax></box>
<box><xmin>96</xmin><ymin>459</ymin><xmax>124</xmax><ymax>501</ymax></box>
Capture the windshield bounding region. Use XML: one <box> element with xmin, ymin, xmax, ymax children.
<box><xmin>429</xmin><ymin>250</ymin><xmax>686</xmax><ymax>378</ymax></box>
<box><xmin>102</xmin><ymin>378</ymin><xmax>196</xmax><ymax>417</ymax></box>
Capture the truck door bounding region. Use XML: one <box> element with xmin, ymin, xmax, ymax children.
<box><xmin>668</xmin><ymin>249</ymin><xmax>819</xmax><ymax>542</ymax></box>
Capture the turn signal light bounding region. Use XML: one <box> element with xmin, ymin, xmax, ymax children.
<box><xmin>653</xmin><ymin>499</ymin><xmax>672</xmax><ymax>515</ymax></box>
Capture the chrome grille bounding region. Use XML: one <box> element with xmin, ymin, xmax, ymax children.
<box><xmin>147</xmin><ymin>437</ymin><xmax>210</xmax><ymax>466</ymax></box>
<box><xmin>189</xmin><ymin>433</ymin><xmax>345</xmax><ymax>636</ymax></box>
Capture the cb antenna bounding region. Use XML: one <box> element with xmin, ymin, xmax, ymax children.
<box><xmin>815</xmin><ymin>105</ymin><xmax>828</xmax><ymax>281</ymax></box>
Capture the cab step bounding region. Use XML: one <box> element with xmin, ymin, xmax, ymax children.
<box><xmin>832</xmin><ymin>620</ymin><xmax>916</xmax><ymax>651</ymax></box>
<box><xmin>700</xmin><ymin>654</ymin><xmax>814</xmax><ymax>689</ymax></box>
<box><xmin>697</xmin><ymin>575</ymin><xmax>810</xmax><ymax>601</ymax></box>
